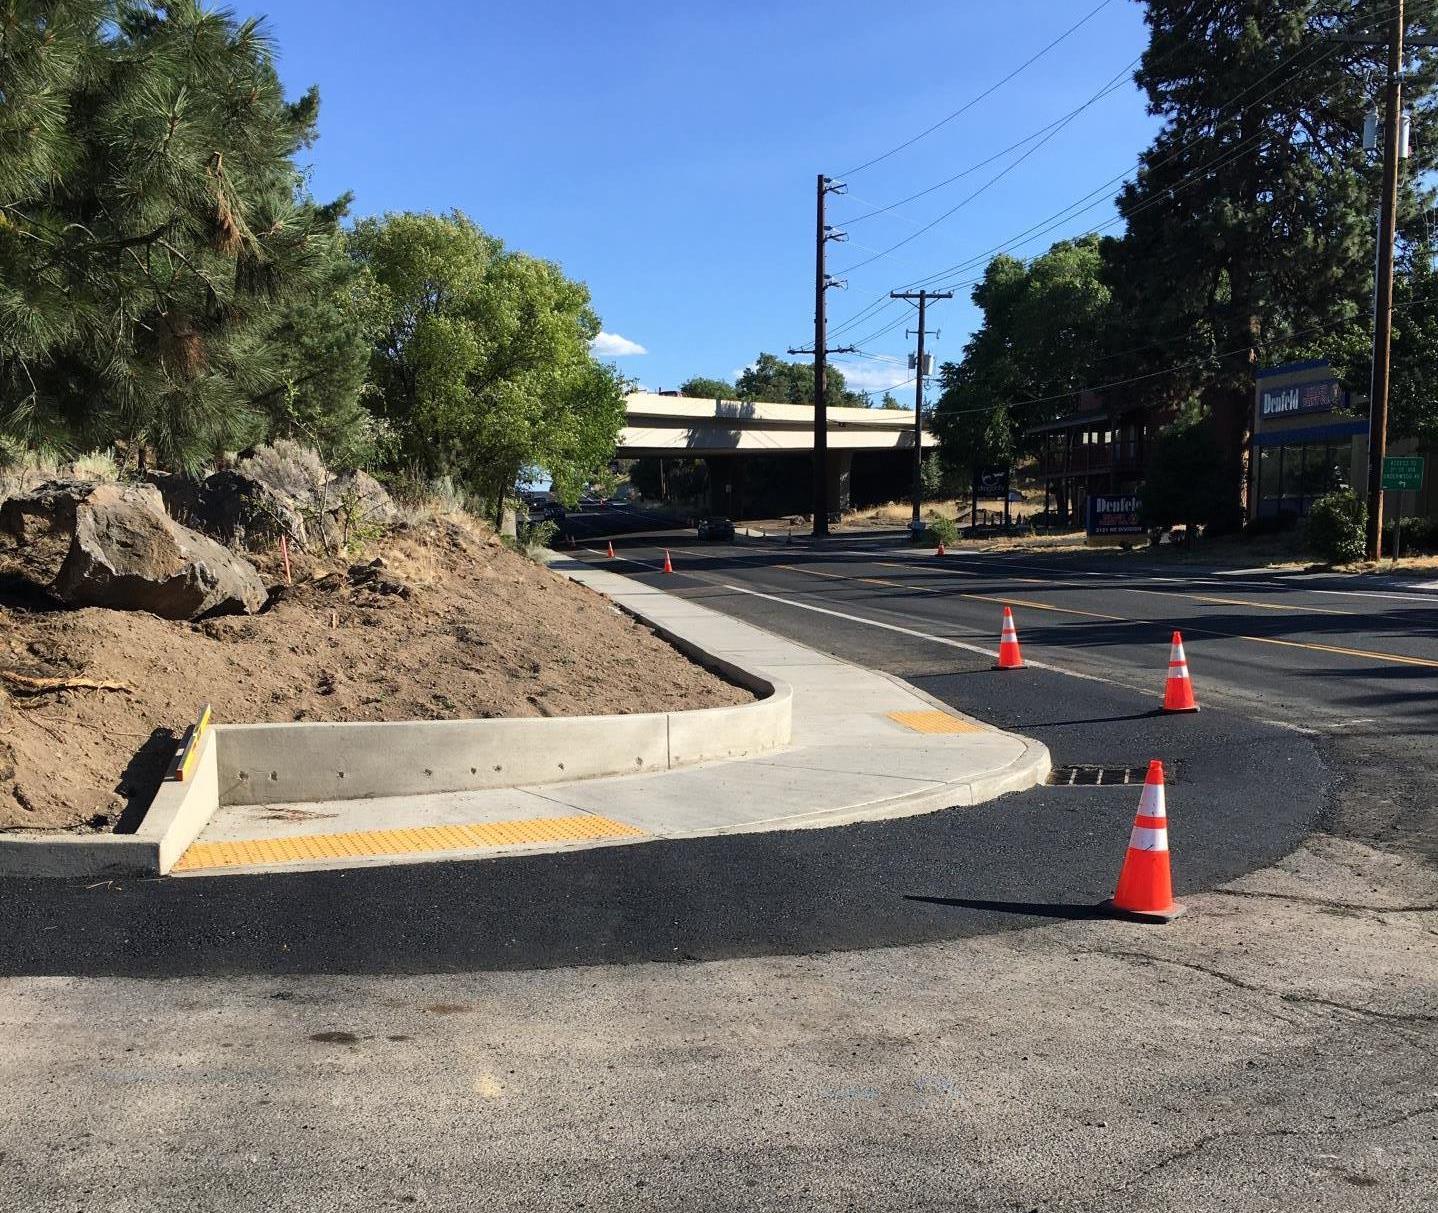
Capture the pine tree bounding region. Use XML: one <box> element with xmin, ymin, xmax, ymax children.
<box><xmin>0</xmin><ymin>1</ymin><xmax>363</xmax><ymax>470</ymax></box>
<box><xmin>1113</xmin><ymin>0</ymin><xmax>1438</xmax><ymax>525</ymax></box>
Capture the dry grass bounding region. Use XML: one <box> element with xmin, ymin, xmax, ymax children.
<box><xmin>850</xmin><ymin>496</ymin><xmax>1046</xmax><ymax>529</ymax></box>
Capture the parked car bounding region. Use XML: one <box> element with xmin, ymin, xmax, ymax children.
<box><xmin>697</xmin><ymin>516</ymin><xmax>735</xmax><ymax>541</ymax></box>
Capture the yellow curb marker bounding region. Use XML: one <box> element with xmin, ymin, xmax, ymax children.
<box><xmin>172</xmin><ymin>813</ymin><xmax>647</xmax><ymax>872</ymax></box>
<box><xmin>887</xmin><ymin>709</ymin><xmax>987</xmax><ymax>735</ymax></box>
<box><xmin>167</xmin><ymin>703</ymin><xmax>213</xmax><ymax>783</ymax></box>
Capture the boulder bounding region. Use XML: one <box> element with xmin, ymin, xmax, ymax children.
<box><xmin>0</xmin><ymin>477</ymin><xmax>98</xmax><ymax>548</ymax></box>
<box><xmin>147</xmin><ymin>442</ymin><xmax>397</xmax><ymax>552</ymax></box>
<box><xmin>4</xmin><ymin>479</ymin><xmax>268</xmax><ymax>619</ymax></box>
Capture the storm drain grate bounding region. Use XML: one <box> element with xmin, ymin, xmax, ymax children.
<box><xmin>1046</xmin><ymin>765</ymin><xmax>1175</xmax><ymax>787</ymax></box>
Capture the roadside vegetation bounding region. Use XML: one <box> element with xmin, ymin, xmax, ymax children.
<box><xmin>0</xmin><ymin>3</ymin><xmax>624</xmax><ymax>521</ymax></box>
<box><xmin>928</xmin><ymin>1</ymin><xmax>1438</xmax><ymax>538</ymax></box>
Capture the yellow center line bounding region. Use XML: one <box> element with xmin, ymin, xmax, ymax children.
<box><xmin>775</xmin><ymin>564</ymin><xmax>1125</xmax><ymax>620</ymax></box>
<box><xmin>1188</xmin><ymin>593</ymin><xmax>1351</xmax><ymax>615</ymax></box>
<box><xmin>770</xmin><ymin>560</ymin><xmax>1438</xmax><ymax>670</ymax></box>
<box><xmin>1220</xmin><ymin>632</ymin><xmax>1438</xmax><ymax>668</ymax></box>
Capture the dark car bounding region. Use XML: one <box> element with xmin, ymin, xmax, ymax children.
<box><xmin>697</xmin><ymin>516</ymin><xmax>735</xmax><ymax>541</ymax></box>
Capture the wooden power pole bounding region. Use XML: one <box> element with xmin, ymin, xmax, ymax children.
<box><xmin>890</xmin><ymin>290</ymin><xmax>952</xmax><ymax>533</ymax></box>
<box><xmin>790</xmin><ymin>175</ymin><xmax>853</xmax><ymax>537</ymax></box>
<box><xmin>1364</xmin><ymin>0</ymin><xmax>1405</xmax><ymax>560</ymax></box>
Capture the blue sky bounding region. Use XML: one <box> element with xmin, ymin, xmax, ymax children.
<box><xmin>260</xmin><ymin>0</ymin><xmax>1162</xmax><ymax>403</ymax></box>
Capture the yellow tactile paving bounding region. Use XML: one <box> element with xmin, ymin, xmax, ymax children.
<box><xmin>886</xmin><ymin>709</ymin><xmax>986</xmax><ymax>735</ymax></box>
<box><xmin>171</xmin><ymin>813</ymin><xmax>647</xmax><ymax>872</ymax></box>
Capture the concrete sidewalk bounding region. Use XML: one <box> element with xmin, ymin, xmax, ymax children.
<box><xmin>171</xmin><ymin>558</ymin><xmax>1048</xmax><ymax>875</ymax></box>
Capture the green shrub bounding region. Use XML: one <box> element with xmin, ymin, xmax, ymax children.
<box><xmin>516</xmin><ymin>518</ymin><xmax>558</xmax><ymax>551</ymax></box>
<box><xmin>918</xmin><ymin>515</ymin><xmax>959</xmax><ymax>547</ymax></box>
<box><xmin>1305</xmin><ymin>490</ymin><xmax>1367</xmax><ymax>564</ymax></box>
<box><xmin>1391</xmin><ymin>515</ymin><xmax>1438</xmax><ymax>554</ymax></box>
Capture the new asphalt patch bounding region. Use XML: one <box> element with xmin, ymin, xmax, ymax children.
<box><xmin>0</xmin><ymin>660</ymin><xmax>1322</xmax><ymax>977</ymax></box>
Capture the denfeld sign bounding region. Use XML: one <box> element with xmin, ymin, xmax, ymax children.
<box><xmin>1259</xmin><ymin>378</ymin><xmax>1344</xmax><ymax>419</ymax></box>
<box><xmin>1087</xmin><ymin>494</ymin><xmax>1144</xmax><ymax>537</ymax></box>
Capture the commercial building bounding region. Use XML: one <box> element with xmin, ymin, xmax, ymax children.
<box><xmin>1247</xmin><ymin>361</ymin><xmax>1369</xmax><ymax>522</ymax></box>
<box><xmin>1029</xmin><ymin>391</ymin><xmax>1162</xmax><ymax>527</ymax></box>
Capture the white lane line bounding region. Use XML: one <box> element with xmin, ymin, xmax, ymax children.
<box><xmin>811</xmin><ymin>546</ymin><xmax>1438</xmax><ymax>606</ymax></box>
<box><xmin>720</xmin><ymin>583</ymin><xmax>1113</xmax><ymax>684</ymax></box>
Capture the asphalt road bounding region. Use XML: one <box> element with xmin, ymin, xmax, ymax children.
<box><xmin>573</xmin><ymin>528</ymin><xmax>1438</xmax><ymax>862</ymax></box>
<box><xmin>5</xmin><ymin>525</ymin><xmax>1419</xmax><ymax>977</ymax></box>
<box><xmin>6</xmin><ymin>526</ymin><xmax>1437</xmax><ymax>1212</ymax></box>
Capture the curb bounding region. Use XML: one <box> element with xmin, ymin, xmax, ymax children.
<box><xmin>0</xmin><ymin>725</ymin><xmax>219</xmax><ymax>878</ymax></box>
<box><xmin>3</xmin><ymin>559</ymin><xmax>795</xmax><ymax>877</ymax></box>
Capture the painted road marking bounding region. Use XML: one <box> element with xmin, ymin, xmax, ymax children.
<box><xmin>888</xmin><ymin>710</ymin><xmax>987</xmax><ymax>735</ymax></box>
<box><xmin>172</xmin><ymin>814</ymin><xmax>647</xmax><ymax>872</ymax></box>
<box><xmin>763</xmin><ymin>559</ymin><xmax>1438</xmax><ymax>672</ymax></box>
<box><xmin>776</xmin><ymin>563</ymin><xmax>1127</xmax><ymax>621</ymax></box>
<box><xmin>1188</xmin><ymin>593</ymin><xmax>1352</xmax><ymax>615</ymax></box>
<box><xmin>589</xmin><ymin>543</ymin><xmax>1438</xmax><ymax>671</ymax></box>
<box><xmin>719</xmin><ymin>584</ymin><xmax>1112</xmax><ymax>683</ymax></box>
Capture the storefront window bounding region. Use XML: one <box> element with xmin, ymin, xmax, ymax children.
<box><xmin>1256</xmin><ymin>439</ymin><xmax>1353</xmax><ymax>519</ymax></box>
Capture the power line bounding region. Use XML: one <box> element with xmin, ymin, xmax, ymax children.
<box><xmin>828</xmin><ymin>11</ymin><xmax>1379</xmax><ymax>340</ymax></box>
<box><xmin>831</xmin><ymin>124</ymin><xmax>1273</xmax><ymax>342</ymax></box>
<box><xmin>838</xmin><ymin>0</ymin><xmax>1116</xmax><ymax>178</ymax></box>
<box><xmin>896</xmin><ymin>9</ymin><xmax>1400</xmax><ymax>295</ymax></box>
<box><xmin>834</xmin><ymin>59</ymin><xmax>1139</xmax><ymax>277</ymax></box>
<box><xmin>842</xmin><ymin>58</ymin><xmax>1142</xmax><ymax>229</ymax></box>
<box><xmin>933</xmin><ymin>301</ymin><xmax>1406</xmax><ymax>424</ymax></box>
<box><xmin>820</xmin><ymin>4</ymin><xmax>1402</xmax><ymax>389</ymax></box>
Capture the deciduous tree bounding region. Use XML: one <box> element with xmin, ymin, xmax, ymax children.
<box><xmin>352</xmin><ymin>211</ymin><xmax>625</xmax><ymax>521</ymax></box>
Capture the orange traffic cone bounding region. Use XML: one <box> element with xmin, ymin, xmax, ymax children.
<box><xmin>1162</xmin><ymin>631</ymin><xmax>1199</xmax><ymax>713</ymax></box>
<box><xmin>662</xmin><ymin>549</ymin><xmax>673</xmax><ymax>574</ymax></box>
<box><xmin>1105</xmin><ymin>760</ymin><xmax>1184</xmax><ymax>921</ymax></box>
<box><xmin>606</xmin><ymin>540</ymin><xmax>615</xmax><ymax>559</ymax></box>
<box><xmin>995</xmin><ymin>606</ymin><xmax>1024</xmax><ymax>670</ymax></box>
<box><xmin>936</xmin><ymin>540</ymin><xmax>946</xmax><ymax>556</ymax></box>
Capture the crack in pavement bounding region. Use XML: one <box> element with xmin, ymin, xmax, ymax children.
<box><xmin>1083</xmin><ymin>949</ymin><xmax>1438</xmax><ymax>1031</ymax></box>
<box><xmin>1109</xmin><ymin>1102</ymin><xmax>1438</xmax><ymax>1199</ymax></box>
<box><xmin>1215</xmin><ymin>889</ymin><xmax>1438</xmax><ymax>914</ymax></box>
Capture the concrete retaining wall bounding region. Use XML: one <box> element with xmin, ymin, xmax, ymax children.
<box><xmin>214</xmin><ymin>675</ymin><xmax>791</xmax><ymax>807</ymax></box>
<box><xmin>0</xmin><ymin>726</ymin><xmax>219</xmax><ymax>878</ymax></box>
<box><xmin>2</xmin><ymin>562</ymin><xmax>793</xmax><ymax>873</ymax></box>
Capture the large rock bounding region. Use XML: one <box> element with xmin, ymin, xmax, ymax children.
<box><xmin>0</xmin><ymin>477</ymin><xmax>96</xmax><ymax>548</ymax></box>
<box><xmin>5</xmin><ymin>479</ymin><xmax>268</xmax><ymax>619</ymax></box>
<box><xmin>148</xmin><ymin>442</ymin><xmax>397</xmax><ymax>552</ymax></box>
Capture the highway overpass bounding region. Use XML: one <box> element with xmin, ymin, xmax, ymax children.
<box><xmin>618</xmin><ymin>392</ymin><xmax>937</xmax><ymax>517</ymax></box>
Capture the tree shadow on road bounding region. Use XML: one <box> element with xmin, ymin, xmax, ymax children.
<box><xmin>905</xmin><ymin>894</ymin><xmax>1107</xmax><ymax>921</ymax></box>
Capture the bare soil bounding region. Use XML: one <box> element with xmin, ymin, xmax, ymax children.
<box><xmin>0</xmin><ymin>514</ymin><xmax>750</xmax><ymax>833</ymax></box>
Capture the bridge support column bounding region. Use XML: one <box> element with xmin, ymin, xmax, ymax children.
<box><xmin>706</xmin><ymin>457</ymin><xmax>742</xmax><ymax>517</ymax></box>
<box><xmin>826</xmin><ymin>451</ymin><xmax>852</xmax><ymax>517</ymax></box>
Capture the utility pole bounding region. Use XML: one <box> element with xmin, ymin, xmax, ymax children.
<box><xmin>789</xmin><ymin>174</ymin><xmax>852</xmax><ymax>537</ymax></box>
<box><xmin>1364</xmin><ymin>0</ymin><xmax>1404</xmax><ymax>560</ymax></box>
<box><xmin>891</xmin><ymin>289</ymin><xmax>952</xmax><ymax>535</ymax></box>
<box><xmin>1357</xmin><ymin>0</ymin><xmax>1403</xmax><ymax>560</ymax></box>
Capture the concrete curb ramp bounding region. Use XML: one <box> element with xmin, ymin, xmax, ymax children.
<box><xmin>162</xmin><ymin>557</ymin><xmax>1050</xmax><ymax>876</ymax></box>
<box><xmin>0</xmin><ymin>572</ymin><xmax>792</xmax><ymax>879</ymax></box>
<box><xmin>0</xmin><ymin>725</ymin><xmax>219</xmax><ymax>878</ymax></box>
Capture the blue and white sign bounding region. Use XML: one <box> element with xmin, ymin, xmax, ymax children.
<box><xmin>1087</xmin><ymin>493</ymin><xmax>1144</xmax><ymax>537</ymax></box>
<box><xmin>1259</xmin><ymin>378</ymin><xmax>1344</xmax><ymax>420</ymax></box>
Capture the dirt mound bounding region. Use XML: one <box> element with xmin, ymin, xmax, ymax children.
<box><xmin>0</xmin><ymin>514</ymin><xmax>750</xmax><ymax>832</ymax></box>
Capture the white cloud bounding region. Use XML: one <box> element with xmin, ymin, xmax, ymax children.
<box><xmin>591</xmin><ymin>331</ymin><xmax>647</xmax><ymax>357</ymax></box>
<box><xmin>831</xmin><ymin>359</ymin><xmax>912</xmax><ymax>397</ymax></box>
